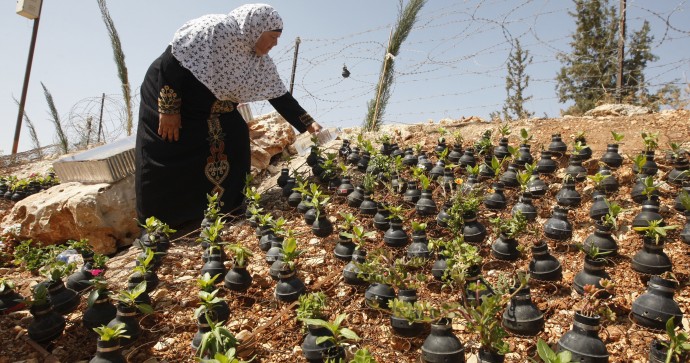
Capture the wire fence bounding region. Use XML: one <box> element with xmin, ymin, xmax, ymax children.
<box><xmin>38</xmin><ymin>0</ymin><xmax>690</xmax><ymax>149</ymax></box>
<box><xmin>0</xmin><ymin>144</ymin><xmax>59</xmax><ymax>168</ymax></box>
<box><xmin>252</xmin><ymin>0</ymin><xmax>690</xmax><ymax>128</ymax></box>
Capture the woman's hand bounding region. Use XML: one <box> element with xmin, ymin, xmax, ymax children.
<box><xmin>158</xmin><ymin>113</ymin><xmax>182</xmax><ymax>142</ymax></box>
<box><xmin>307</xmin><ymin>122</ymin><xmax>322</xmax><ymax>134</ymax></box>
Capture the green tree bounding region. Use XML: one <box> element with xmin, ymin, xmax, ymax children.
<box><xmin>502</xmin><ymin>39</ymin><xmax>533</xmax><ymax>121</ymax></box>
<box><xmin>556</xmin><ymin>0</ymin><xmax>619</xmax><ymax>115</ymax></box>
<box><xmin>557</xmin><ymin>0</ymin><xmax>658</xmax><ymax>115</ymax></box>
<box><xmin>622</xmin><ymin>21</ymin><xmax>658</xmax><ymax>105</ymax></box>
<box><xmin>363</xmin><ymin>0</ymin><xmax>426</xmax><ymax>131</ymax></box>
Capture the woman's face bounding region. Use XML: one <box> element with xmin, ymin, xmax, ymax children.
<box><xmin>255</xmin><ymin>31</ymin><xmax>281</xmax><ymax>56</ymax></box>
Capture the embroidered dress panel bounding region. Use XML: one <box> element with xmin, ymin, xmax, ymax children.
<box><xmin>205</xmin><ymin>100</ymin><xmax>233</xmax><ymax>201</ymax></box>
<box><xmin>158</xmin><ymin>85</ymin><xmax>181</xmax><ymax>114</ymax></box>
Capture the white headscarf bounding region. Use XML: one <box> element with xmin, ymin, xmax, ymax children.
<box><xmin>171</xmin><ymin>4</ymin><xmax>287</xmax><ymax>103</ymax></box>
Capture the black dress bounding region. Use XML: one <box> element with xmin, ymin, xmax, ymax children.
<box><xmin>135</xmin><ymin>46</ymin><xmax>314</xmax><ymax>227</ymax></box>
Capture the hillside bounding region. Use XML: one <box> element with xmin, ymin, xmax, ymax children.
<box><xmin>0</xmin><ymin>109</ymin><xmax>689</xmax><ymax>363</ymax></box>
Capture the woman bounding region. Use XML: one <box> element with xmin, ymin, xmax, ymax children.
<box><xmin>135</xmin><ymin>4</ymin><xmax>321</xmax><ymax>229</ymax></box>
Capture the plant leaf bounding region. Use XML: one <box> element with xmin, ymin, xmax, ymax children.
<box><xmin>537</xmin><ymin>339</ymin><xmax>557</xmax><ymax>362</ymax></box>
<box><xmin>339</xmin><ymin>327</ymin><xmax>360</xmax><ymax>341</ymax></box>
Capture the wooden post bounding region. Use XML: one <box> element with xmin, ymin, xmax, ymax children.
<box><xmin>12</xmin><ymin>0</ymin><xmax>44</xmax><ymax>155</ymax></box>
<box><xmin>97</xmin><ymin>93</ymin><xmax>105</xmax><ymax>143</ymax></box>
<box><xmin>289</xmin><ymin>37</ymin><xmax>301</xmax><ymax>94</ymax></box>
<box><xmin>616</xmin><ymin>0</ymin><xmax>626</xmax><ymax>102</ymax></box>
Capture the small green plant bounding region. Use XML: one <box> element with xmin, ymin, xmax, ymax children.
<box><xmin>610</xmin><ymin>131</ymin><xmax>624</xmax><ymax>144</ymax></box>
<box><xmin>668</xmin><ymin>142</ymin><xmax>688</xmax><ymax>160</ymax></box>
<box><xmin>579</xmin><ymin>281</ymin><xmax>616</xmax><ymax>319</ymax></box>
<box><xmin>631</xmin><ymin>154</ymin><xmax>646</xmax><ymax>175</ymax></box>
<box><xmin>197</xmin><ymin>351</ymin><xmax>248</xmax><ymax>363</ymax></box>
<box><xmin>341</xmin><ymin>225</ymin><xmax>376</xmax><ymax>250</ymax></box>
<box><xmin>466</xmin><ymin>164</ymin><xmax>480</xmax><ymax>177</ymax></box>
<box><xmin>13</xmin><ymin>240</ymin><xmax>60</xmax><ymax>273</ymax></box>
<box><xmin>350</xmin><ymin>348</ymin><xmax>379</xmax><ymax>363</ymax></box>
<box><xmin>319</xmin><ymin>152</ymin><xmax>340</xmax><ymax>181</ymax></box>
<box><xmin>269</xmin><ymin>217</ymin><xmax>288</xmax><ymax>237</ymax></box>
<box><xmin>417</xmin><ymin>174</ymin><xmax>431</xmax><ymax>191</ymax></box>
<box><xmin>388</xmin><ymin>298</ymin><xmax>441</xmax><ymax>324</ymax></box>
<box><xmin>24</xmin><ymin>283</ymin><xmax>50</xmax><ymax>307</ymax></box>
<box><xmin>519</xmin><ymin>128</ymin><xmax>532</xmax><ymax>145</ymax></box>
<box><xmin>362</xmin><ymin>173</ymin><xmax>377</xmax><ymax>193</ymax></box>
<box><xmin>571</xmin><ymin>141</ymin><xmax>585</xmax><ymax>158</ymax></box>
<box><xmin>337</xmin><ymin>212</ymin><xmax>357</xmax><ymax>234</ymax></box>
<box><xmin>93</xmin><ymin>323</ymin><xmax>130</xmax><ymax>342</ymax></box>
<box><xmin>0</xmin><ymin>278</ymin><xmax>15</xmax><ymax>293</ymax></box>
<box><xmin>466</xmin><ymin>272</ymin><xmax>528</xmax><ymax>355</ymax></box>
<box><xmin>356</xmin><ymin>249</ymin><xmax>427</xmax><ymax>291</ymax></box>
<box><xmin>383</xmin><ymin>204</ymin><xmax>406</xmax><ymax>222</ymax></box>
<box><xmin>226</xmin><ymin>243</ymin><xmax>253</xmax><ymax>268</ymax></box>
<box><xmin>574</xmin><ymin>131</ymin><xmax>587</xmax><ymax>143</ymax></box>
<box><xmin>301</xmin><ymin>313</ymin><xmax>360</xmax><ymax>349</ymax></box>
<box><xmin>587</xmin><ymin>172</ymin><xmax>611</xmax><ymax>193</ymax></box>
<box><xmin>488</xmin><ymin>155</ymin><xmax>505</xmax><ymax>180</ymax></box>
<box><xmin>42</xmin><ymin>260</ymin><xmax>76</xmax><ymax>282</ymax></box>
<box><xmin>633</xmin><ymin>220</ymin><xmax>680</xmax><ymax>244</ymax></box>
<box><xmin>600</xmin><ymin>201</ymin><xmax>623</xmax><ymax>230</ymax></box>
<box><xmin>452</xmin><ymin>131</ymin><xmax>464</xmax><ymax>146</ymax></box>
<box><xmin>429</xmin><ymin>237</ymin><xmax>483</xmax><ymax>290</ymax></box>
<box><xmin>92</xmin><ymin>253</ymin><xmax>109</xmax><ymax>270</ymax></box>
<box><xmin>197</xmin><ymin>272</ymin><xmax>221</xmax><ymax>292</ymax></box>
<box><xmin>304</xmin><ymin>184</ymin><xmax>331</xmax><ymax>219</ymax></box>
<box><xmin>498</xmin><ymin>124</ymin><xmax>511</xmax><ymax>138</ymax></box>
<box><xmin>678</xmin><ymin>190</ymin><xmax>690</xmax><ymax>211</ymax></box>
<box><xmin>537</xmin><ymin>339</ymin><xmax>572</xmax><ymax>363</ymax></box>
<box><xmin>112</xmin><ymin>281</ymin><xmax>154</xmax><ymax>314</ymax></box>
<box><xmin>661</xmin><ymin>317</ymin><xmax>690</xmax><ymax>363</ymax></box>
<box><xmin>516</xmin><ymin>167</ymin><xmax>533</xmax><ymax>192</ymax></box>
<box><xmin>67</xmin><ymin>238</ymin><xmax>92</xmax><ymax>254</ymax></box>
<box><xmin>490</xmin><ymin>211</ymin><xmax>527</xmax><ymax>239</ymax></box>
<box><xmin>139</xmin><ymin>216</ymin><xmax>176</xmax><ymax>240</ymax></box>
<box><xmin>296</xmin><ymin>291</ymin><xmax>328</xmax><ymax>321</ymax></box>
<box><xmin>204</xmin><ymin>193</ymin><xmax>221</xmax><ymax>223</ymax></box>
<box><xmin>411</xmin><ymin>221</ymin><xmax>427</xmax><ymax>233</ymax></box>
<box><xmin>641</xmin><ymin>131</ymin><xmax>660</xmax><ymax>152</ymax></box>
<box><xmin>197</xmin><ymin>318</ymin><xmax>239</xmax><ymax>359</ymax></box>
<box><xmin>475</xmin><ymin>130</ymin><xmax>494</xmax><ymax>156</ymax></box>
<box><xmin>132</xmin><ymin>247</ymin><xmax>156</xmax><ymax>275</ymax></box>
<box><xmin>640</xmin><ymin>176</ymin><xmax>660</xmax><ymax>200</ymax></box>
<box><xmin>87</xmin><ymin>276</ymin><xmax>111</xmax><ymax>307</ymax></box>
<box><xmin>280</xmin><ymin>237</ymin><xmax>303</xmax><ymax>271</ymax></box>
<box><xmin>577</xmin><ymin>244</ymin><xmax>611</xmax><ymax>261</ymax></box>
<box><xmin>198</xmin><ymin>218</ymin><xmax>226</xmax><ymax>253</ymax></box>
<box><xmin>195</xmin><ymin>289</ymin><xmax>226</xmax><ymax>322</ymax></box>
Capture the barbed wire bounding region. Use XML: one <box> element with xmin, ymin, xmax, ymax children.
<box><xmin>51</xmin><ymin>1</ymin><xmax>687</xmax><ymax>137</ymax></box>
<box><xmin>259</xmin><ymin>1</ymin><xmax>690</xmax><ymax>126</ymax></box>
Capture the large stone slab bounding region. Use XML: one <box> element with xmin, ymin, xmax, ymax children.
<box><xmin>2</xmin><ymin>175</ymin><xmax>138</xmax><ymax>254</ymax></box>
<box><xmin>247</xmin><ymin>111</ymin><xmax>297</xmax><ymax>173</ymax></box>
<box><xmin>584</xmin><ymin>103</ymin><xmax>651</xmax><ymax>117</ymax></box>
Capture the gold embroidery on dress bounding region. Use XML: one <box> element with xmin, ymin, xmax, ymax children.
<box><xmin>299</xmin><ymin>113</ymin><xmax>315</xmax><ymax>126</ymax></box>
<box><xmin>211</xmin><ymin>100</ymin><xmax>235</xmax><ymax>114</ymax></box>
<box><xmin>204</xmin><ymin>100</ymin><xmax>232</xmax><ymax>201</ymax></box>
<box><xmin>157</xmin><ymin>85</ymin><xmax>181</xmax><ymax>114</ymax></box>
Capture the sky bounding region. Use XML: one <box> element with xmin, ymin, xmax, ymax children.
<box><xmin>1</xmin><ymin>0</ymin><xmax>689</xmax><ymax>154</ymax></box>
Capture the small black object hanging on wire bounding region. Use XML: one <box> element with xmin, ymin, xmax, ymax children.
<box><xmin>342</xmin><ymin>64</ymin><xmax>350</xmax><ymax>78</ymax></box>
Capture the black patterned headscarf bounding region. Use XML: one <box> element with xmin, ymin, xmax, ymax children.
<box><xmin>171</xmin><ymin>4</ymin><xmax>287</xmax><ymax>103</ymax></box>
